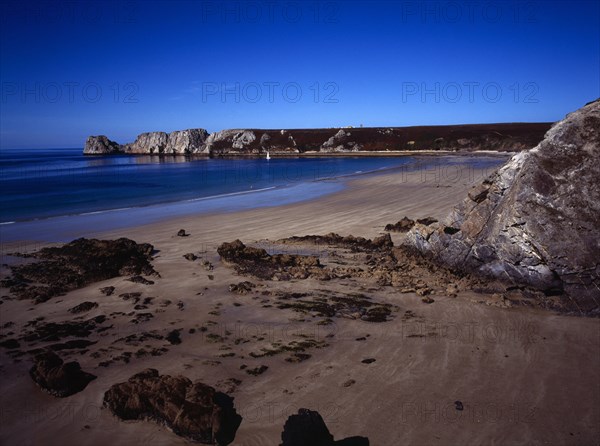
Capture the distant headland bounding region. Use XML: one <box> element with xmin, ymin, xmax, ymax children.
<box><xmin>84</xmin><ymin>123</ymin><xmax>552</xmax><ymax>156</ymax></box>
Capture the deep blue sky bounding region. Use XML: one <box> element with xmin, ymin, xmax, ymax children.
<box><xmin>1</xmin><ymin>0</ymin><xmax>598</xmax><ymax>148</ymax></box>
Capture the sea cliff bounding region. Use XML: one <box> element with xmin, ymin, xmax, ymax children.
<box><xmin>84</xmin><ymin>123</ymin><xmax>551</xmax><ymax>156</ymax></box>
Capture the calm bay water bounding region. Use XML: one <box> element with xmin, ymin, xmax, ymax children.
<box><xmin>0</xmin><ymin>148</ymin><xmax>508</xmax><ymax>243</ymax></box>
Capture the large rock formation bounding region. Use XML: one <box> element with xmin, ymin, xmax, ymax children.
<box><xmin>404</xmin><ymin>99</ymin><xmax>600</xmax><ymax>312</ymax></box>
<box><xmin>103</xmin><ymin>369</ymin><xmax>242</xmax><ymax>444</ymax></box>
<box><xmin>84</xmin><ymin>129</ymin><xmax>209</xmax><ymax>154</ymax></box>
<box><xmin>30</xmin><ymin>350</ymin><xmax>96</xmax><ymax>397</ymax></box>
<box><xmin>84</xmin><ymin>135</ymin><xmax>121</xmax><ymax>154</ymax></box>
<box><xmin>84</xmin><ymin>123</ymin><xmax>551</xmax><ymax>155</ymax></box>
<box><xmin>123</xmin><ymin>131</ymin><xmax>168</xmax><ymax>154</ymax></box>
<box><xmin>166</xmin><ymin>128</ymin><xmax>210</xmax><ymax>154</ymax></box>
<box><xmin>204</xmin><ymin>129</ymin><xmax>259</xmax><ymax>154</ymax></box>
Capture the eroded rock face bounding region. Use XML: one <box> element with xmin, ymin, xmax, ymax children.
<box><xmin>103</xmin><ymin>369</ymin><xmax>242</xmax><ymax>444</ymax></box>
<box><xmin>205</xmin><ymin>129</ymin><xmax>258</xmax><ymax>154</ymax></box>
<box><xmin>84</xmin><ymin>135</ymin><xmax>121</xmax><ymax>154</ymax></box>
<box><xmin>404</xmin><ymin>99</ymin><xmax>600</xmax><ymax>312</ymax></box>
<box><xmin>124</xmin><ymin>131</ymin><xmax>169</xmax><ymax>154</ymax></box>
<box><xmin>321</xmin><ymin>129</ymin><xmax>362</xmax><ymax>152</ymax></box>
<box><xmin>30</xmin><ymin>350</ymin><xmax>96</xmax><ymax>397</ymax></box>
<box><xmin>166</xmin><ymin>128</ymin><xmax>210</xmax><ymax>154</ymax></box>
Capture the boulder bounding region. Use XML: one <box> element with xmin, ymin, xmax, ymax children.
<box><xmin>280</xmin><ymin>408</ymin><xmax>369</xmax><ymax>446</ymax></box>
<box><xmin>404</xmin><ymin>99</ymin><xmax>600</xmax><ymax>312</ymax></box>
<box><xmin>84</xmin><ymin>135</ymin><xmax>121</xmax><ymax>154</ymax></box>
<box><xmin>29</xmin><ymin>350</ymin><xmax>96</xmax><ymax>397</ymax></box>
<box><xmin>103</xmin><ymin>369</ymin><xmax>242</xmax><ymax>444</ymax></box>
<box><xmin>385</xmin><ymin>216</ymin><xmax>415</xmax><ymax>232</ymax></box>
<box><xmin>281</xmin><ymin>409</ymin><xmax>334</xmax><ymax>445</ymax></box>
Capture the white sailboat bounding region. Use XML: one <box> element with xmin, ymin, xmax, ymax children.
<box><xmin>266</xmin><ymin>151</ymin><xmax>271</xmax><ymax>160</ymax></box>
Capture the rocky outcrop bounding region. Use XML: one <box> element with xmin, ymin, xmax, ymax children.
<box><xmin>384</xmin><ymin>217</ymin><xmax>415</xmax><ymax>232</ymax></box>
<box><xmin>404</xmin><ymin>99</ymin><xmax>600</xmax><ymax>312</ymax></box>
<box><xmin>85</xmin><ymin>129</ymin><xmax>209</xmax><ymax>154</ymax></box>
<box><xmin>165</xmin><ymin>128</ymin><xmax>210</xmax><ymax>154</ymax></box>
<box><xmin>84</xmin><ymin>123</ymin><xmax>551</xmax><ymax>155</ymax></box>
<box><xmin>123</xmin><ymin>131</ymin><xmax>168</xmax><ymax>154</ymax></box>
<box><xmin>1</xmin><ymin>238</ymin><xmax>156</xmax><ymax>303</ymax></box>
<box><xmin>217</xmin><ymin>239</ymin><xmax>326</xmax><ymax>280</ymax></box>
<box><xmin>84</xmin><ymin>135</ymin><xmax>121</xmax><ymax>154</ymax></box>
<box><xmin>204</xmin><ymin>129</ymin><xmax>259</xmax><ymax>154</ymax></box>
<box><xmin>279</xmin><ymin>233</ymin><xmax>393</xmax><ymax>252</ymax></box>
<box><xmin>280</xmin><ymin>408</ymin><xmax>369</xmax><ymax>446</ymax></box>
<box><xmin>103</xmin><ymin>369</ymin><xmax>242</xmax><ymax>444</ymax></box>
<box><xmin>30</xmin><ymin>350</ymin><xmax>96</xmax><ymax>397</ymax></box>
<box><xmin>322</xmin><ymin>129</ymin><xmax>362</xmax><ymax>152</ymax></box>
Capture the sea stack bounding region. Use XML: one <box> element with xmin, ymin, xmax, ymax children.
<box><xmin>84</xmin><ymin>135</ymin><xmax>122</xmax><ymax>154</ymax></box>
<box><xmin>404</xmin><ymin>99</ymin><xmax>600</xmax><ymax>312</ymax></box>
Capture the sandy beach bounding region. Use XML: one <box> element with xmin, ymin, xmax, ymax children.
<box><xmin>1</xmin><ymin>159</ymin><xmax>599</xmax><ymax>446</ymax></box>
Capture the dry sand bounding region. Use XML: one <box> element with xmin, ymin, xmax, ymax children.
<box><xmin>1</xmin><ymin>160</ymin><xmax>599</xmax><ymax>446</ymax></box>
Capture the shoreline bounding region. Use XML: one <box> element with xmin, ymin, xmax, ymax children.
<box><xmin>0</xmin><ymin>154</ymin><xmax>508</xmax><ymax>250</ymax></box>
<box><xmin>93</xmin><ymin>158</ymin><xmax>504</xmax><ymax>250</ymax></box>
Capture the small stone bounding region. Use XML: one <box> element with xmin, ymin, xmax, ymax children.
<box><xmin>68</xmin><ymin>301</ymin><xmax>98</xmax><ymax>314</ymax></box>
<box><xmin>166</xmin><ymin>329</ymin><xmax>182</xmax><ymax>345</ymax></box>
<box><xmin>246</xmin><ymin>365</ymin><xmax>268</xmax><ymax>376</ymax></box>
<box><xmin>127</xmin><ymin>275</ymin><xmax>154</xmax><ymax>285</ymax></box>
<box><xmin>99</xmin><ymin>286</ymin><xmax>115</xmax><ymax>296</ymax></box>
<box><xmin>285</xmin><ymin>353</ymin><xmax>311</xmax><ymax>363</ymax></box>
<box><xmin>416</xmin><ymin>217</ymin><xmax>438</xmax><ymax>226</ymax></box>
<box><xmin>416</xmin><ymin>287</ymin><xmax>432</xmax><ymax>296</ymax></box>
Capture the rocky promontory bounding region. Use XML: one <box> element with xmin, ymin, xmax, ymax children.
<box><xmin>404</xmin><ymin>99</ymin><xmax>600</xmax><ymax>313</ymax></box>
<box><xmin>121</xmin><ymin>128</ymin><xmax>210</xmax><ymax>154</ymax></box>
<box><xmin>84</xmin><ymin>123</ymin><xmax>551</xmax><ymax>156</ymax></box>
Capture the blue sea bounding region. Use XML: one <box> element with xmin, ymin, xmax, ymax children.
<box><xmin>0</xmin><ymin>148</ymin><xmax>508</xmax><ymax>243</ymax></box>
